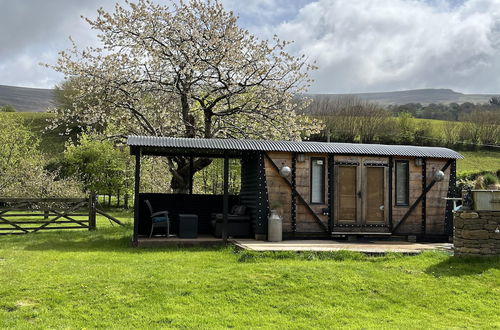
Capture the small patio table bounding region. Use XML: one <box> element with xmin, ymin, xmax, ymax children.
<box><xmin>178</xmin><ymin>214</ymin><xmax>198</xmax><ymax>238</ymax></box>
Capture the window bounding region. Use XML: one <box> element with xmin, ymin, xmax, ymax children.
<box><xmin>310</xmin><ymin>157</ymin><xmax>325</xmax><ymax>204</ymax></box>
<box><xmin>395</xmin><ymin>160</ymin><xmax>409</xmax><ymax>206</ymax></box>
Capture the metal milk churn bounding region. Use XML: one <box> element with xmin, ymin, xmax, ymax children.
<box><xmin>267</xmin><ymin>209</ymin><xmax>282</xmax><ymax>242</ymax></box>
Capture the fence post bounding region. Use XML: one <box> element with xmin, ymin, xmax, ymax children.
<box><xmin>89</xmin><ymin>193</ymin><xmax>97</xmax><ymax>230</ymax></box>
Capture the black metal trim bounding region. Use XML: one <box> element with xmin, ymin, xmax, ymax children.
<box><xmin>333</xmin><ymin>224</ymin><xmax>389</xmax><ymax>228</ymax></box>
<box><xmin>421</xmin><ymin>158</ymin><xmax>427</xmax><ymax>235</ymax></box>
<box><xmin>395</xmin><ymin>160</ymin><xmax>410</xmax><ymax>206</ymax></box>
<box><xmin>189</xmin><ymin>156</ymin><xmax>194</xmax><ymax>195</ymax></box>
<box><xmin>445</xmin><ymin>160</ymin><xmax>457</xmax><ymax>236</ymax></box>
<box><xmin>291</xmin><ymin>153</ymin><xmax>297</xmax><ymax>233</ymax></box>
<box><xmin>256</xmin><ymin>152</ymin><xmax>269</xmax><ymax>235</ymax></box>
<box><xmin>310</xmin><ymin>157</ymin><xmax>326</xmax><ymax>204</ymax></box>
<box><xmin>363</xmin><ymin>161</ymin><xmax>389</xmax><ymax>167</ymax></box>
<box><xmin>133</xmin><ymin>148</ymin><xmax>141</xmax><ymax>244</ymax></box>
<box><xmin>327</xmin><ymin>154</ymin><xmax>334</xmax><ymax>233</ymax></box>
<box><xmin>334</xmin><ymin>161</ymin><xmax>360</xmax><ymax>166</ymax></box>
<box><xmin>222</xmin><ymin>153</ymin><xmax>229</xmax><ymax>242</ymax></box>
<box><xmin>388</xmin><ymin>156</ymin><xmax>393</xmax><ymax>229</ymax></box>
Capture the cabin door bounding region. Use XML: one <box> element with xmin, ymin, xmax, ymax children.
<box><xmin>336</xmin><ymin>165</ymin><xmax>360</xmax><ymax>224</ymax></box>
<box><xmin>334</xmin><ymin>159</ymin><xmax>388</xmax><ymax>226</ymax></box>
<box><xmin>363</xmin><ymin>166</ymin><xmax>386</xmax><ymax>225</ymax></box>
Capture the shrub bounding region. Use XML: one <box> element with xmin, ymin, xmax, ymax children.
<box><xmin>482</xmin><ymin>173</ymin><xmax>499</xmax><ymax>186</ymax></box>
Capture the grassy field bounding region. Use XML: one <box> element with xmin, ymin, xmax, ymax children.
<box><xmin>0</xmin><ymin>213</ymin><xmax>498</xmax><ymax>328</ymax></box>
<box><xmin>457</xmin><ymin>150</ymin><xmax>500</xmax><ymax>173</ymax></box>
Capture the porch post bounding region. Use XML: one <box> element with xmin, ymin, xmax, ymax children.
<box><xmin>222</xmin><ymin>153</ymin><xmax>229</xmax><ymax>242</ymax></box>
<box><xmin>388</xmin><ymin>156</ymin><xmax>393</xmax><ymax>230</ymax></box>
<box><xmin>133</xmin><ymin>147</ymin><xmax>142</xmax><ymax>244</ymax></box>
<box><xmin>421</xmin><ymin>158</ymin><xmax>427</xmax><ymax>236</ymax></box>
<box><xmin>291</xmin><ymin>153</ymin><xmax>297</xmax><ymax>234</ymax></box>
<box><xmin>189</xmin><ymin>156</ymin><xmax>194</xmax><ymax>195</ymax></box>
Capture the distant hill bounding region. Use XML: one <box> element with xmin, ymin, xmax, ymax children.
<box><xmin>0</xmin><ymin>84</ymin><xmax>498</xmax><ymax>112</ymax></box>
<box><xmin>311</xmin><ymin>89</ymin><xmax>497</xmax><ymax>106</ymax></box>
<box><xmin>0</xmin><ymin>85</ymin><xmax>55</xmax><ymax>112</ymax></box>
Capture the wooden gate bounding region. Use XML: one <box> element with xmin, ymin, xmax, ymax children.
<box><xmin>0</xmin><ymin>196</ymin><xmax>123</xmax><ymax>235</ymax></box>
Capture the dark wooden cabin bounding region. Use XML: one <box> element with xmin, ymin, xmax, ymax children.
<box><xmin>128</xmin><ymin>136</ymin><xmax>462</xmax><ymax>242</ymax></box>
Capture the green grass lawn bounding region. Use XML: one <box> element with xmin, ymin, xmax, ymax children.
<box><xmin>0</xmin><ymin>212</ymin><xmax>498</xmax><ymax>328</ymax></box>
<box><xmin>457</xmin><ymin>150</ymin><xmax>500</xmax><ymax>173</ymax></box>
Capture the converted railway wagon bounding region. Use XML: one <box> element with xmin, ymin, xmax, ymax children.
<box><xmin>128</xmin><ymin>136</ymin><xmax>463</xmax><ymax>241</ymax></box>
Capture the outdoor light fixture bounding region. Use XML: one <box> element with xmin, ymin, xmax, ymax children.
<box><xmin>415</xmin><ymin>158</ymin><xmax>423</xmax><ymax>166</ymax></box>
<box><xmin>280</xmin><ymin>165</ymin><xmax>291</xmax><ymax>178</ymax></box>
<box><xmin>433</xmin><ymin>170</ymin><xmax>445</xmax><ymax>182</ymax></box>
<box><xmin>297</xmin><ymin>153</ymin><xmax>305</xmax><ymax>162</ymax></box>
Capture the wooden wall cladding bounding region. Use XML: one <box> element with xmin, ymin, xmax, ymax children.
<box><xmin>392</xmin><ymin>157</ymin><xmax>449</xmax><ymax>235</ymax></box>
<box><xmin>265</xmin><ymin>152</ymin><xmax>451</xmax><ymax>236</ymax></box>
<box><xmin>265</xmin><ymin>152</ymin><xmax>328</xmax><ymax>233</ymax></box>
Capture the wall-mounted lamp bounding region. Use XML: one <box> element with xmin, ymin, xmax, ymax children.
<box><xmin>280</xmin><ymin>165</ymin><xmax>291</xmax><ymax>177</ymax></box>
<box><xmin>433</xmin><ymin>170</ymin><xmax>445</xmax><ymax>182</ymax></box>
<box><xmin>297</xmin><ymin>153</ymin><xmax>305</xmax><ymax>162</ymax></box>
<box><xmin>415</xmin><ymin>158</ymin><xmax>423</xmax><ymax>166</ymax></box>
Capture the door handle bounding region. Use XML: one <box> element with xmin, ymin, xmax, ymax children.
<box><xmin>357</xmin><ymin>191</ymin><xmax>362</xmax><ymax>198</ymax></box>
<box><xmin>379</xmin><ymin>205</ymin><xmax>384</xmax><ymax>211</ymax></box>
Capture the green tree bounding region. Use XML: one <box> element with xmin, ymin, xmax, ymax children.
<box><xmin>396</xmin><ymin>112</ymin><xmax>416</xmax><ymax>144</ymax></box>
<box><xmin>62</xmin><ymin>133</ymin><xmax>132</xmax><ymax>200</ymax></box>
<box><xmin>0</xmin><ymin>115</ymin><xmax>82</xmax><ymax>197</ymax></box>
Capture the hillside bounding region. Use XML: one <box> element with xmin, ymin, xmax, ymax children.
<box><xmin>0</xmin><ymin>84</ymin><xmax>55</xmax><ymax>112</ymax></box>
<box><xmin>311</xmin><ymin>89</ymin><xmax>497</xmax><ymax>106</ymax></box>
<box><xmin>1</xmin><ymin>84</ymin><xmax>498</xmax><ymax>113</ymax></box>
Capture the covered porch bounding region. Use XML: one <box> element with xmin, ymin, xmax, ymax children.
<box><xmin>129</xmin><ymin>136</ymin><xmax>269</xmax><ymax>245</ymax></box>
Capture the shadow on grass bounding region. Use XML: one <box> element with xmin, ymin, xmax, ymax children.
<box><xmin>425</xmin><ymin>255</ymin><xmax>500</xmax><ymax>277</ymax></box>
<box><xmin>1</xmin><ymin>227</ymin><xmax>228</xmax><ymax>253</ymax></box>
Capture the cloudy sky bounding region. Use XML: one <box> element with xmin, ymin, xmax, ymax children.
<box><xmin>1</xmin><ymin>0</ymin><xmax>500</xmax><ymax>93</ymax></box>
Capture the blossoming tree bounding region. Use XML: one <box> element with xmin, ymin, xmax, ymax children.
<box><xmin>51</xmin><ymin>0</ymin><xmax>322</xmax><ymax>192</ymax></box>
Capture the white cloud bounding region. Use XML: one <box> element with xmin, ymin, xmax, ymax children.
<box><xmin>1</xmin><ymin>0</ymin><xmax>500</xmax><ymax>93</ymax></box>
<box><xmin>272</xmin><ymin>0</ymin><xmax>500</xmax><ymax>93</ymax></box>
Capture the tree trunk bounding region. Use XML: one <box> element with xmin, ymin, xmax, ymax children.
<box><xmin>124</xmin><ymin>194</ymin><xmax>129</xmax><ymax>209</ymax></box>
<box><xmin>170</xmin><ymin>173</ymin><xmax>191</xmax><ymax>194</ymax></box>
<box><xmin>169</xmin><ymin>157</ymin><xmax>213</xmax><ymax>193</ymax></box>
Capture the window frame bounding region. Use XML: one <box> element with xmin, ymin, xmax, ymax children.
<box><xmin>394</xmin><ymin>160</ymin><xmax>410</xmax><ymax>206</ymax></box>
<box><xmin>310</xmin><ymin>157</ymin><xmax>326</xmax><ymax>204</ymax></box>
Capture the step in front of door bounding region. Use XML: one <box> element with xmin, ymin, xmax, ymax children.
<box><xmin>331</xmin><ymin>225</ymin><xmax>391</xmax><ymax>235</ymax></box>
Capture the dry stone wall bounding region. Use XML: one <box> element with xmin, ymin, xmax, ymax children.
<box><xmin>453</xmin><ymin>211</ymin><xmax>500</xmax><ymax>256</ymax></box>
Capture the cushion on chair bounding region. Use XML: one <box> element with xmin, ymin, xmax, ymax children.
<box><xmin>152</xmin><ymin>216</ymin><xmax>168</xmax><ymax>223</ymax></box>
<box><xmin>234</xmin><ymin>205</ymin><xmax>246</xmax><ymax>215</ymax></box>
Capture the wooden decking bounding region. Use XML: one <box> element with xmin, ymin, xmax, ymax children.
<box><xmin>134</xmin><ymin>236</ymin><xmax>452</xmax><ymax>255</ymax></box>
<box><xmin>233</xmin><ymin>239</ymin><xmax>453</xmax><ymax>255</ymax></box>
<box><xmin>135</xmin><ymin>235</ymin><xmax>225</xmax><ymax>248</ymax></box>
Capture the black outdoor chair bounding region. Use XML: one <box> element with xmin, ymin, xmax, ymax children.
<box><xmin>144</xmin><ymin>200</ymin><xmax>170</xmax><ymax>238</ymax></box>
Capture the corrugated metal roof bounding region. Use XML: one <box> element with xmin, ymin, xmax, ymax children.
<box><xmin>127</xmin><ymin>136</ymin><xmax>463</xmax><ymax>159</ymax></box>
